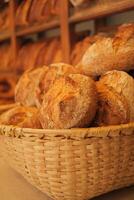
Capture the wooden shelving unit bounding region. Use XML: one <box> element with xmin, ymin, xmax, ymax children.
<box><xmin>0</xmin><ymin>0</ymin><xmax>134</xmax><ymax>65</ymax></box>
<box><xmin>69</xmin><ymin>0</ymin><xmax>134</xmax><ymax>23</ymax></box>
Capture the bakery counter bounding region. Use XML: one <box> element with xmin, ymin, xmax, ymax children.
<box><xmin>0</xmin><ymin>159</ymin><xmax>134</xmax><ymax>200</ymax></box>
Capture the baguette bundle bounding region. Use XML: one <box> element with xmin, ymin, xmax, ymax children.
<box><xmin>15</xmin><ymin>0</ymin><xmax>60</xmax><ymax>26</ymax></box>
<box><xmin>15</xmin><ymin>38</ymin><xmax>63</xmax><ymax>72</ymax></box>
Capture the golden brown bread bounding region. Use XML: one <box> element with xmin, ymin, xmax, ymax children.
<box><xmin>29</xmin><ymin>0</ymin><xmax>51</xmax><ymax>23</ymax></box>
<box><xmin>80</xmin><ymin>24</ymin><xmax>134</xmax><ymax>77</ymax></box>
<box><xmin>39</xmin><ymin>74</ymin><xmax>97</xmax><ymax>129</ymax></box>
<box><xmin>15</xmin><ymin>66</ymin><xmax>49</xmax><ymax>107</ymax></box>
<box><xmin>71</xmin><ymin>35</ymin><xmax>105</xmax><ymax>65</ymax></box>
<box><xmin>0</xmin><ymin>7</ymin><xmax>9</xmax><ymax>30</ymax></box>
<box><xmin>16</xmin><ymin>0</ymin><xmax>33</xmax><ymax>26</ymax></box>
<box><xmin>36</xmin><ymin>63</ymin><xmax>82</xmax><ymax>107</ymax></box>
<box><xmin>96</xmin><ymin>70</ymin><xmax>134</xmax><ymax>126</ymax></box>
<box><xmin>44</xmin><ymin>39</ymin><xmax>60</xmax><ymax>65</ymax></box>
<box><xmin>52</xmin><ymin>46</ymin><xmax>63</xmax><ymax>63</ymax></box>
<box><xmin>0</xmin><ymin>105</ymin><xmax>41</xmax><ymax>128</ymax></box>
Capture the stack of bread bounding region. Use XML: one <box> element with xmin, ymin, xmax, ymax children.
<box><xmin>0</xmin><ymin>23</ymin><xmax>134</xmax><ymax>129</ymax></box>
<box><xmin>15</xmin><ymin>0</ymin><xmax>60</xmax><ymax>26</ymax></box>
<box><xmin>0</xmin><ymin>38</ymin><xmax>63</xmax><ymax>72</ymax></box>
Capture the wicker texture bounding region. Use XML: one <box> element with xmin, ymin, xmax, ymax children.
<box><xmin>0</xmin><ymin>123</ymin><xmax>134</xmax><ymax>200</ymax></box>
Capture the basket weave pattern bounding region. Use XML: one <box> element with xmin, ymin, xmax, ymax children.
<box><xmin>0</xmin><ymin>123</ymin><xmax>134</xmax><ymax>200</ymax></box>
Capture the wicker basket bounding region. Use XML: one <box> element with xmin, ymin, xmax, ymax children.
<box><xmin>0</xmin><ymin>122</ymin><xmax>134</xmax><ymax>200</ymax></box>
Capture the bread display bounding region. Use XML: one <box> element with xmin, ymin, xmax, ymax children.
<box><xmin>36</xmin><ymin>63</ymin><xmax>82</xmax><ymax>107</ymax></box>
<box><xmin>15</xmin><ymin>66</ymin><xmax>49</xmax><ymax>107</ymax></box>
<box><xmin>29</xmin><ymin>0</ymin><xmax>52</xmax><ymax>23</ymax></box>
<box><xmin>39</xmin><ymin>74</ymin><xmax>97</xmax><ymax>129</ymax></box>
<box><xmin>16</xmin><ymin>0</ymin><xmax>33</xmax><ymax>26</ymax></box>
<box><xmin>15</xmin><ymin>0</ymin><xmax>60</xmax><ymax>26</ymax></box>
<box><xmin>80</xmin><ymin>24</ymin><xmax>134</xmax><ymax>77</ymax></box>
<box><xmin>96</xmin><ymin>70</ymin><xmax>134</xmax><ymax>126</ymax></box>
<box><xmin>0</xmin><ymin>105</ymin><xmax>41</xmax><ymax>128</ymax></box>
<box><xmin>15</xmin><ymin>38</ymin><xmax>63</xmax><ymax>71</ymax></box>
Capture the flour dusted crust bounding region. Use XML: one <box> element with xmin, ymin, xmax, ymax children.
<box><xmin>71</xmin><ymin>35</ymin><xmax>105</xmax><ymax>65</ymax></box>
<box><xmin>96</xmin><ymin>70</ymin><xmax>134</xmax><ymax>126</ymax></box>
<box><xmin>15</xmin><ymin>66</ymin><xmax>49</xmax><ymax>106</ymax></box>
<box><xmin>35</xmin><ymin>63</ymin><xmax>82</xmax><ymax>107</ymax></box>
<box><xmin>39</xmin><ymin>74</ymin><xmax>97</xmax><ymax>129</ymax></box>
<box><xmin>81</xmin><ymin>24</ymin><xmax>134</xmax><ymax>77</ymax></box>
<box><xmin>0</xmin><ymin>106</ymin><xmax>41</xmax><ymax>128</ymax></box>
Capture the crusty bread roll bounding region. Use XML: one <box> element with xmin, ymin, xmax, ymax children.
<box><xmin>39</xmin><ymin>74</ymin><xmax>97</xmax><ymax>129</ymax></box>
<box><xmin>71</xmin><ymin>35</ymin><xmax>105</xmax><ymax>65</ymax></box>
<box><xmin>96</xmin><ymin>70</ymin><xmax>134</xmax><ymax>126</ymax></box>
<box><xmin>0</xmin><ymin>105</ymin><xmax>41</xmax><ymax>128</ymax></box>
<box><xmin>80</xmin><ymin>24</ymin><xmax>134</xmax><ymax>77</ymax></box>
<box><xmin>36</xmin><ymin>63</ymin><xmax>82</xmax><ymax>107</ymax></box>
<box><xmin>15</xmin><ymin>66</ymin><xmax>49</xmax><ymax>107</ymax></box>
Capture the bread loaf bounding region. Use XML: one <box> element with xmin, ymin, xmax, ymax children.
<box><xmin>80</xmin><ymin>24</ymin><xmax>134</xmax><ymax>77</ymax></box>
<box><xmin>71</xmin><ymin>35</ymin><xmax>105</xmax><ymax>65</ymax></box>
<box><xmin>39</xmin><ymin>74</ymin><xmax>97</xmax><ymax>129</ymax></box>
<box><xmin>36</xmin><ymin>63</ymin><xmax>81</xmax><ymax>107</ymax></box>
<box><xmin>29</xmin><ymin>0</ymin><xmax>51</xmax><ymax>23</ymax></box>
<box><xmin>0</xmin><ymin>105</ymin><xmax>41</xmax><ymax>128</ymax></box>
<box><xmin>96</xmin><ymin>70</ymin><xmax>134</xmax><ymax>126</ymax></box>
<box><xmin>15</xmin><ymin>66</ymin><xmax>49</xmax><ymax>107</ymax></box>
<box><xmin>16</xmin><ymin>0</ymin><xmax>33</xmax><ymax>26</ymax></box>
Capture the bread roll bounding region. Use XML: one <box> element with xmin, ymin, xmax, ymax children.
<box><xmin>96</xmin><ymin>70</ymin><xmax>134</xmax><ymax>126</ymax></box>
<box><xmin>39</xmin><ymin>74</ymin><xmax>97</xmax><ymax>129</ymax></box>
<box><xmin>0</xmin><ymin>105</ymin><xmax>41</xmax><ymax>128</ymax></box>
<box><xmin>80</xmin><ymin>24</ymin><xmax>134</xmax><ymax>77</ymax></box>
<box><xmin>36</xmin><ymin>63</ymin><xmax>82</xmax><ymax>107</ymax></box>
<box><xmin>15</xmin><ymin>66</ymin><xmax>49</xmax><ymax>107</ymax></box>
<box><xmin>71</xmin><ymin>35</ymin><xmax>105</xmax><ymax>65</ymax></box>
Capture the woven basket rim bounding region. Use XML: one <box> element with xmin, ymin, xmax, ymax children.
<box><xmin>0</xmin><ymin>122</ymin><xmax>134</xmax><ymax>139</ymax></box>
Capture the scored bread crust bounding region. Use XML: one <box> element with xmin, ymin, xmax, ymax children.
<box><xmin>71</xmin><ymin>35</ymin><xmax>105</xmax><ymax>66</ymax></box>
<box><xmin>15</xmin><ymin>66</ymin><xmax>49</xmax><ymax>107</ymax></box>
<box><xmin>81</xmin><ymin>24</ymin><xmax>134</xmax><ymax>77</ymax></box>
<box><xmin>96</xmin><ymin>70</ymin><xmax>134</xmax><ymax>126</ymax></box>
<box><xmin>0</xmin><ymin>106</ymin><xmax>41</xmax><ymax>128</ymax></box>
<box><xmin>39</xmin><ymin>74</ymin><xmax>97</xmax><ymax>129</ymax></box>
<box><xmin>35</xmin><ymin>63</ymin><xmax>82</xmax><ymax>107</ymax></box>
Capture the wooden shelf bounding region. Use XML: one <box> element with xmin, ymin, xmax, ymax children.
<box><xmin>69</xmin><ymin>0</ymin><xmax>134</xmax><ymax>23</ymax></box>
<box><xmin>16</xmin><ymin>20</ymin><xmax>59</xmax><ymax>37</ymax></box>
<box><xmin>0</xmin><ymin>29</ymin><xmax>10</xmax><ymax>42</ymax></box>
